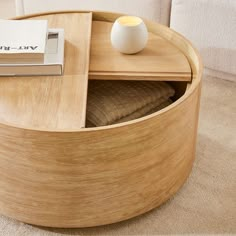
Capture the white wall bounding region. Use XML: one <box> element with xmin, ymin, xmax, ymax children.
<box><xmin>0</xmin><ymin>0</ymin><xmax>15</xmax><ymax>19</ymax></box>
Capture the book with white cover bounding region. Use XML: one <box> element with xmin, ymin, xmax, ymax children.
<box><xmin>0</xmin><ymin>29</ymin><xmax>64</xmax><ymax>76</ymax></box>
<box><xmin>0</xmin><ymin>20</ymin><xmax>48</xmax><ymax>63</ymax></box>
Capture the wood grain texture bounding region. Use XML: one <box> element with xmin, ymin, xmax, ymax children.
<box><xmin>90</xmin><ymin>21</ymin><xmax>191</xmax><ymax>81</ymax></box>
<box><xmin>0</xmin><ymin>11</ymin><xmax>202</xmax><ymax>228</ymax></box>
<box><xmin>0</xmin><ymin>13</ymin><xmax>92</xmax><ymax>129</ymax></box>
<box><xmin>0</xmin><ymin>75</ymin><xmax>89</xmax><ymax>129</ymax></box>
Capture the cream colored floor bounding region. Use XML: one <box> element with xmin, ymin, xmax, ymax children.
<box><xmin>0</xmin><ymin>1</ymin><xmax>235</xmax><ymax>235</ymax></box>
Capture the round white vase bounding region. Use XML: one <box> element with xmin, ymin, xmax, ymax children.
<box><xmin>111</xmin><ymin>16</ymin><xmax>148</xmax><ymax>54</ymax></box>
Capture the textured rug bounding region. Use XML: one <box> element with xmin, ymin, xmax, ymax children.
<box><xmin>0</xmin><ymin>75</ymin><xmax>235</xmax><ymax>235</ymax></box>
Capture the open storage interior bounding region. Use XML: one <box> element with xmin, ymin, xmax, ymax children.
<box><xmin>85</xmin><ymin>79</ymin><xmax>189</xmax><ymax>127</ymax></box>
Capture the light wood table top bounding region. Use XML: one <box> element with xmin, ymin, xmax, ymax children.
<box><xmin>0</xmin><ymin>12</ymin><xmax>191</xmax><ymax>131</ymax></box>
<box><xmin>0</xmin><ymin>13</ymin><xmax>92</xmax><ymax>130</ymax></box>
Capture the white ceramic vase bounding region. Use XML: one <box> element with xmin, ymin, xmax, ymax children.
<box><xmin>111</xmin><ymin>16</ymin><xmax>148</xmax><ymax>54</ymax></box>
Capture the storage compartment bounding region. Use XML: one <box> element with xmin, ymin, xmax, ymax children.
<box><xmin>86</xmin><ymin>79</ymin><xmax>188</xmax><ymax>127</ymax></box>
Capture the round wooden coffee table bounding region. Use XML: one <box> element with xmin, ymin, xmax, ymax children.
<box><xmin>0</xmin><ymin>11</ymin><xmax>202</xmax><ymax>227</ymax></box>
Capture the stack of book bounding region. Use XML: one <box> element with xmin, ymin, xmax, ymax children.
<box><xmin>0</xmin><ymin>20</ymin><xmax>64</xmax><ymax>76</ymax></box>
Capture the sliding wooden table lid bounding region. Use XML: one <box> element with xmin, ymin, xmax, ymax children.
<box><xmin>89</xmin><ymin>21</ymin><xmax>191</xmax><ymax>82</ymax></box>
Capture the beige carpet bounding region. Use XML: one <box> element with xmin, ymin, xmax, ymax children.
<box><xmin>0</xmin><ymin>75</ymin><xmax>235</xmax><ymax>235</ymax></box>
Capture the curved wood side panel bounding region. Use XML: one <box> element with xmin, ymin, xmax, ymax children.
<box><xmin>0</xmin><ymin>86</ymin><xmax>200</xmax><ymax>227</ymax></box>
<box><xmin>0</xmin><ymin>12</ymin><xmax>202</xmax><ymax>227</ymax></box>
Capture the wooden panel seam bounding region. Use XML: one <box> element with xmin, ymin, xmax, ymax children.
<box><xmin>80</xmin><ymin>12</ymin><xmax>93</xmax><ymax>127</ymax></box>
